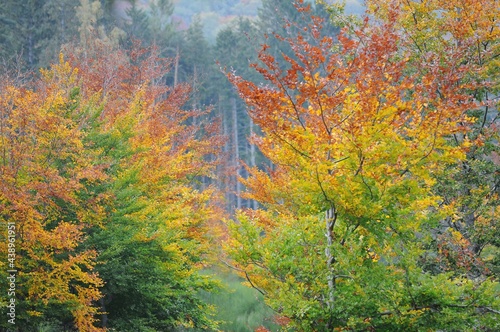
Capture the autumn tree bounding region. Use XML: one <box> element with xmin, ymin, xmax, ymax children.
<box><xmin>225</xmin><ymin>3</ymin><xmax>500</xmax><ymax>331</ymax></box>
<box><xmin>257</xmin><ymin>0</ymin><xmax>338</xmax><ymax>71</ymax></box>
<box><xmin>0</xmin><ymin>56</ymin><xmax>105</xmax><ymax>331</ymax></box>
<box><xmin>367</xmin><ymin>0</ymin><xmax>500</xmax><ymax>284</ymax></box>
<box><xmin>1</xmin><ymin>20</ymin><xmax>225</xmax><ymax>331</ymax></box>
<box><xmin>66</xmin><ymin>36</ymin><xmax>224</xmax><ymax>330</ymax></box>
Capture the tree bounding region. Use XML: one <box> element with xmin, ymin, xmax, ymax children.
<box><xmin>74</xmin><ymin>0</ymin><xmax>126</xmax><ymax>61</ymax></box>
<box><xmin>0</xmin><ymin>55</ymin><xmax>105</xmax><ymax>331</ymax></box>
<box><xmin>225</xmin><ymin>4</ymin><xmax>500</xmax><ymax>331</ymax></box>
<box><xmin>118</xmin><ymin>0</ymin><xmax>176</xmax><ymax>58</ymax></box>
<box><xmin>181</xmin><ymin>17</ymin><xmax>213</xmax><ymax>111</ymax></box>
<box><xmin>69</xmin><ymin>38</ymin><xmax>224</xmax><ymax>330</ymax></box>
<box><xmin>257</xmin><ymin>0</ymin><xmax>304</xmax><ymax>58</ymax></box>
<box><xmin>367</xmin><ymin>0</ymin><xmax>500</xmax><ymax>282</ymax></box>
<box><xmin>0</xmin><ymin>0</ymin><xmax>78</xmax><ymax>69</ymax></box>
<box><xmin>0</xmin><ymin>24</ymin><xmax>225</xmax><ymax>331</ymax></box>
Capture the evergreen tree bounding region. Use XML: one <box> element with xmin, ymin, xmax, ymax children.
<box><xmin>180</xmin><ymin>17</ymin><xmax>214</xmax><ymax>108</ymax></box>
<box><xmin>0</xmin><ymin>0</ymin><xmax>74</xmax><ymax>69</ymax></box>
<box><xmin>120</xmin><ymin>0</ymin><xmax>176</xmax><ymax>56</ymax></box>
<box><xmin>39</xmin><ymin>0</ymin><xmax>79</xmax><ymax>67</ymax></box>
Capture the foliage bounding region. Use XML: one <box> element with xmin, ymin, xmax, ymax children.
<box><xmin>225</xmin><ymin>3</ymin><xmax>500</xmax><ymax>331</ymax></box>
<box><xmin>0</xmin><ymin>0</ymin><xmax>83</xmax><ymax>69</ymax></box>
<box><xmin>0</xmin><ymin>55</ymin><xmax>105</xmax><ymax>331</ymax></box>
<box><xmin>257</xmin><ymin>0</ymin><xmax>338</xmax><ymax>70</ymax></box>
<box><xmin>68</xmin><ymin>39</ymin><xmax>224</xmax><ymax>330</ymax></box>
<box><xmin>121</xmin><ymin>0</ymin><xmax>176</xmax><ymax>54</ymax></box>
<box><xmin>0</xmin><ymin>32</ymin><xmax>224</xmax><ymax>331</ymax></box>
<box><xmin>2</xmin><ymin>0</ymin><xmax>498</xmax><ymax>330</ymax></box>
<box><xmin>366</xmin><ymin>0</ymin><xmax>500</xmax><ymax>283</ymax></box>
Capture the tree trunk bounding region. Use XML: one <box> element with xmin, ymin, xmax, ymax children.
<box><xmin>192</xmin><ymin>64</ymin><xmax>198</xmax><ymax>126</ymax></box>
<box><xmin>232</xmin><ymin>97</ymin><xmax>242</xmax><ymax>210</ymax></box>
<box><xmin>220</xmin><ymin>94</ymin><xmax>232</xmax><ymax>212</ymax></box>
<box><xmin>100</xmin><ymin>298</ymin><xmax>108</xmax><ymax>328</ymax></box>
<box><xmin>249</xmin><ymin>117</ymin><xmax>258</xmax><ymax>209</ymax></box>
<box><xmin>325</xmin><ymin>205</ymin><xmax>336</xmax><ymax>329</ymax></box>
<box><xmin>173</xmin><ymin>45</ymin><xmax>179</xmax><ymax>88</ymax></box>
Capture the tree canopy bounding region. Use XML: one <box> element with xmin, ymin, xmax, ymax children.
<box><xmin>0</xmin><ymin>0</ymin><xmax>498</xmax><ymax>331</ymax></box>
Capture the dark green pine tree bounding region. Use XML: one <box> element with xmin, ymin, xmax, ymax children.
<box><xmin>180</xmin><ymin>17</ymin><xmax>214</xmax><ymax>108</ymax></box>
<box><xmin>0</xmin><ymin>0</ymin><xmax>46</xmax><ymax>69</ymax></box>
<box><xmin>0</xmin><ymin>0</ymin><xmax>80</xmax><ymax>70</ymax></box>
<box><xmin>0</xmin><ymin>1</ymin><xmax>19</xmax><ymax>65</ymax></box>
<box><xmin>120</xmin><ymin>0</ymin><xmax>176</xmax><ymax>57</ymax></box>
<box><xmin>257</xmin><ymin>0</ymin><xmax>304</xmax><ymax>66</ymax></box>
<box><xmin>122</xmin><ymin>2</ymin><xmax>152</xmax><ymax>43</ymax></box>
<box><xmin>39</xmin><ymin>0</ymin><xmax>79</xmax><ymax>67</ymax></box>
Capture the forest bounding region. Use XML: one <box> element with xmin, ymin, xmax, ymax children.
<box><xmin>0</xmin><ymin>0</ymin><xmax>499</xmax><ymax>331</ymax></box>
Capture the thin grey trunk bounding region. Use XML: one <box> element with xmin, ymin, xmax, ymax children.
<box><xmin>221</xmin><ymin>95</ymin><xmax>229</xmax><ymax>153</ymax></box>
<box><xmin>232</xmin><ymin>97</ymin><xmax>241</xmax><ymax>209</ymax></box>
<box><xmin>60</xmin><ymin>7</ymin><xmax>65</xmax><ymax>40</ymax></box>
<box><xmin>28</xmin><ymin>31</ymin><xmax>34</xmax><ymax>68</ymax></box>
<box><xmin>325</xmin><ymin>206</ymin><xmax>336</xmax><ymax>329</ymax></box>
<box><xmin>192</xmin><ymin>64</ymin><xmax>198</xmax><ymax>126</ymax></box>
<box><xmin>249</xmin><ymin>117</ymin><xmax>258</xmax><ymax>209</ymax></box>
<box><xmin>174</xmin><ymin>45</ymin><xmax>179</xmax><ymax>87</ymax></box>
<box><xmin>221</xmin><ymin>95</ymin><xmax>231</xmax><ymax>212</ymax></box>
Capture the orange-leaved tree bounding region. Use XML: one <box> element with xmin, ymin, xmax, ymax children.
<box><xmin>0</xmin><ymin>55</ymin><xmax>106</xmax><ymax>331</ymax></box>
<box><xmin>0</xmin><ymin>38</ymin><xmax>225</xmax><ymax>331</ymax></box>
<box><xmin>367</xmin><ymin>0</ymin><xmax>500</xmax><ymax>284</ymax></box>
<box><xmin>225</xmin><ymin>2</ymin><xmax>499</xmax><ymax>331</ymax></box>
